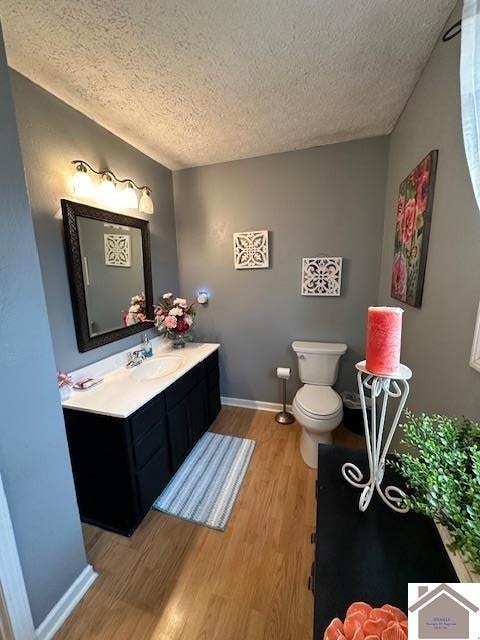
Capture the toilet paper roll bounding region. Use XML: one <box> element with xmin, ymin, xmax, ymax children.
<box><xmin>276</xmin><ymin>367</ymin><xmax>291</xmax><ymax>380</ymax></box>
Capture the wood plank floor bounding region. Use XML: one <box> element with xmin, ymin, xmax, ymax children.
<box><xmin>55</xmin><ymin>407</ymin><xmax>364</xmax><ymax>640</ymax></box>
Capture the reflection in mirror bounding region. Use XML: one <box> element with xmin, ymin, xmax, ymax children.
<box><xmin>61</xmin><ymin>199</ymin><xmax>153</xmax><ymax>352</ymax></box>
<box><xmin>77</xmin><ymin>217</ymin><xmax>145</xmax><ymax>337</ymax></box>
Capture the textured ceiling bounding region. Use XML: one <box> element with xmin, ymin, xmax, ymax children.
<box><xmin>0</xmin><ymin>0</ymin><xmax>456</xmax><ymax>169</ymax></box>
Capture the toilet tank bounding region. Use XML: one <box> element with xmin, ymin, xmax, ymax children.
<box><xmin>292</xmin><ymin>341</ymin><xmax>347</xmax><ymax>385</ymax></box>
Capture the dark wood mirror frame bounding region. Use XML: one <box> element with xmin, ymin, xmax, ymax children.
<box><xmin>61</xmin><ymin>199</ymin><xmax>153</xmax><ymax>353</ymax></box>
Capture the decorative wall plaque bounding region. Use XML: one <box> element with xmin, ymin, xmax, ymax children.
<box><xmin>233</xmin><ymin>230</ymin><xmax>269</xmax><ymax>269</ymax></box>
<box><xmin>104</xmin><ymin>234</ymin><xmax>131</xmax><ymax>267</ymax></box>
<box><xmin>301</xmin><ymin>257</ymin><xmax>342</xmax><ymax>296</ymax></box>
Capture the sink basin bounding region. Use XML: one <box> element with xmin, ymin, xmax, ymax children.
<box><xmin>129</xmin><ymin>355</ymin><xmax>183</xmax><ymax>381</ymax></box>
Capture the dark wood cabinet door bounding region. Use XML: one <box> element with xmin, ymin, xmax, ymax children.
<box><xmin>64</xmin><ymin>410</ymin><xmax>140</xmax><ymax>535</ymax></box>
<box><xmin>136</xmin><ymin>442</ymin><xmax>171</xmax><ymax>515</ymax></box>
<box><xmin>189</xmin><ymin>378</ymin><xmax>209</xmax><ymax>444</ymax></box>
<box><xmin>167</xmin><ymin>398</ymin><xmax>191</xmax><ymax>472</ymax></box>
<box><xmin>208</xmin><ymin>382</ymin><xmax>221</xmax><ymax>424</ymax></box>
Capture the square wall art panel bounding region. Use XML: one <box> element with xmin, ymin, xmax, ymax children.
<box><xmin>301</xmin><ymin>257</ymin><xmax>342</xmax><ymax>296</ymax></box>
<box><xmin>104</xmin><ymin>233</ymin><xmax>131</xmax><ymax>267</ymax></box>
<box><xmin>233</xmin><ymin>230</ymin><xmax>269</xmax><ymax>269</ymax></box>
<box><xmin>391</xmin><ymin>150</ymin><xmax>438</xmax><ymax>307</ymax></box>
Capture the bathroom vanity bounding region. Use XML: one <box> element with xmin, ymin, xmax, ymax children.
<box><xmin>62</xmin><ymin>342</ymin><xmax>221</xmax><ymax>536</ymax></box>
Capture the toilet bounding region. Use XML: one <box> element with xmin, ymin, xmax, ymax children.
<box><xmin>292</xmin><ymin>341</ymin><xmax>347</xmax><ymax>468</ymax></box>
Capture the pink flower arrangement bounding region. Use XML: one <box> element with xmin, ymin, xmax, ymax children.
<box><xmin>57</xmin><ymin>371</ymin><xmax>73</xmax><ymax>400</ymax></box>
<box><xmin>324</xmin><ymin>602</ymin><xmax>407</xmax><ymax>640</ymax></box>
<box><xmin>123</xmin><ymin>293</ymin><xmax>147</xmax><ymax>326</ymax></box>
<box><xmin>57</xmin><ymin>371</ymin><xmax>73</xmax><ymax>389</ymax></box>
<box><xmin>154</xmin><ymin>293</ymin><xmax>196</xmax><ymax>340</ymax></box>
<box><xmin>391</xmin><ymin>252</ymin><xmax>407</xmax><ymax>300</ymax></box>
<box><xmin>121</xmin><ymin>291</ymin><xmax>197</xmax><ymax>342</ymax></box>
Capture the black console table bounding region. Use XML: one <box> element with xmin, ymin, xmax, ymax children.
<box><xmin>312</xmin><ymin>445</ymin><xmax>457</xmax><ymax>639</ymax></box>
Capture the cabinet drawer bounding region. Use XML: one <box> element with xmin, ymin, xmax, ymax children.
<box><xmin>205</xmin><ymin>350</ymin><xmax>219</xmax><ymax>373</ymax></box>
<box><xmin>130</xmin><ymin>393</ymin><xmax>165</xmax><ymax>442</ymax></box>
<box><xmin>165</xmin><ymin>365</ymin><xmax>202</xmax><ymax>410</ymax></box>
<box><xmin>136</xmin><ymin>444</ymin><xmax>171</xmax><ymax>515</ymax></box>
<box><xmin>133</xmin><ymin>419</ymin><xmax>167</xmax><ymax>470</ymax></box>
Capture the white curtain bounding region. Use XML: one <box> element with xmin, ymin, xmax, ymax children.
<box><xmin>461</xmin><ymin>1</ymin><xmax>480</xmax><ymax>211</ymax></box>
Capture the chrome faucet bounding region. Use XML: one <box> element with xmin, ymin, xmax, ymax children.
<box><xmin>126</xmin><ymin>350</ymin><xmax>145</xmax><ymax>368</ymax></box>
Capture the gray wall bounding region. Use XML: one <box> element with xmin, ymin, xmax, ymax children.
<box><xmin>378</xmin><ymin>2</ymin><xmax>480</xmax><ymax>420</ymax></box>
<box><xmin>0</xmin><ymin>27</ymin><xmax>86</xmax><ymax>626</ymax></box>
<box><xmin>174</xmin><ymin>138</ymin><xmax>389</xmax><ymax>402</ymax></box>
<box><xmin>10</xmin><ymin>70</ymin><xmax>179</xmax><ymax>372</ymax></box>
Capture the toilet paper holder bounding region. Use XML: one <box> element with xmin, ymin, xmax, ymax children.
<box><xmin>275</xmin><ymin>367</ymin><xmax>295</xmax><ymax>425</ymax></box>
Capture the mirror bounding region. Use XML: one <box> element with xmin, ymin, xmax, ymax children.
<box><xmin>61</xmin><ymin>199</ymin><xmax>153</xmax><ymax>352</ymax></box>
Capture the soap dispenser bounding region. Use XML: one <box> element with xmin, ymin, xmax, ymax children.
<box><xmin>143</xmin><ymin>334</ymin><xmax>153</xmax><ymax>358</ymax></box>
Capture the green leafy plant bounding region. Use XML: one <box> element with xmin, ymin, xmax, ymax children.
<box><xmin>389</xmin><ymin>411</ymin><xmax>480</xmax><ymax>574</ymax></box>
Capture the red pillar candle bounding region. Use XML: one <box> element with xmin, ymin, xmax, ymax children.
<box><xmin>365</xmin><ymin>306</ymin><xmax>403</xmax><ymax>375</ymax></box>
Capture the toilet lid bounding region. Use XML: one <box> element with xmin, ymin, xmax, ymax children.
<box><xmin>296</xmin><ymin>385</ymin><xmax>342</xmax><ymax>418</ymax></box>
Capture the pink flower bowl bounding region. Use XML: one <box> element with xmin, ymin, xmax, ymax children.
<box><xmin>324</xmin><ymin>602</ymin><xmax>408</xmax><ymax>640</ymax></box>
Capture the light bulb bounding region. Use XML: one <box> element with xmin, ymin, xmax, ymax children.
<box><xmin>123</xmin><ymin>181</ymin><xmax>138</xmax><ymax>209</ymax></box>
<box><xmin>139</xmin><ymin>188</ymin><xmax>154</xmax><ymax>214</ymax></box>
<box><xmin>72</xmin><ymin>163</ymin><xmax>93</xmax><ymax>197</ymax></box>
<box><xmin>98</xmin><ymin>173</ymin><xmax>116</xmax><ymax>208</ymax></box>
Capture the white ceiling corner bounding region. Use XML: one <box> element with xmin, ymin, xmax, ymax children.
<box><xmin>0</xmin><ymin>0</ymin><xmax>457</xmax><ymax>170</ymax></box>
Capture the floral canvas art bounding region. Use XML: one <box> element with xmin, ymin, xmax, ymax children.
<box><xmin>391</xmin><ymin>150</ymin><xmax>438</xmax><ymax>307</ymax></box>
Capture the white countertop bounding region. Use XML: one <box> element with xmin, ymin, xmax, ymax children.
<box><xmin>62</xmin><ymin>340</ymin><xmax>220</xmax><ymax>418</ymax></box>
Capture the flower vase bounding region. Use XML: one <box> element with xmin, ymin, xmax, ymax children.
<box><xmin>171</xmin><ymin>332</ymin><xmax>190</xmax><ymax>349</ymax></box>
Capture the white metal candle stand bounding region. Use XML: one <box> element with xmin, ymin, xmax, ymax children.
<box><xmin>341</xmin><ymin>361</ymin><xmax>412</xmax><ymax>514</ymax></box>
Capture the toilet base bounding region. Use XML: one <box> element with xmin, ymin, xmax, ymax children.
<box><xmin>300</xmin><ymin>427</ymin><xmax>333</xmax><ymax>469</ymax></box>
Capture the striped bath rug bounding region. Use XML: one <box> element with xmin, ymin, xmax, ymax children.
<box><xmin>153</xmin><ymin>432</ymin><xmax>255</xmax><ymax>531</ymax></box>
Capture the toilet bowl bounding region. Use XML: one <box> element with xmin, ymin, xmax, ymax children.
<box><xmin>292</xmin><ymin>385</ymin><xmax>343</xmax><ymax>467</ymax></box>
<box><xmin>292</xmin><ymin>341</ymin><xmax>347</xmax><ymax>468</ymax></box>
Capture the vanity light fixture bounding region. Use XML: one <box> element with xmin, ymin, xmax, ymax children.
<box><xmin>139</xmin><ymin>188</ymin><xmax>154</xmax><ymax>215</ymax></box>
<box><xmin>72</xmin><ymin>162</ymin><xmax>93</xmax><ymax>197</ymax></box>
<box><xmin>71</xmin><ymin>160</ymin><xmax>154</xmax><ymax>214</ymax></box>
<box><xmin>123</xmin><ymin>181</ymin><xmax>138</xmax><ymax>209</ymax></box>
<box><xmin>98</xmin><ymin>172</ymin><xmax>116</xmax><ymax>204</ymax></box>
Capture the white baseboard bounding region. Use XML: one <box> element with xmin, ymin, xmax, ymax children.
<box><xmin>35</xmin><ymin>565</ymin><xmax>97</xmax><ymax>640</ymax></box>
<box><xmin>221</xmin><ymin>396</ymin><xmax>293</xmax><ymax>413</ymax></box>
<box><xmin>0</xmin><ymin>473</ymin><xmax>36</xmax><ymax>640</ymax></box>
